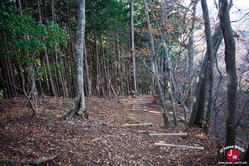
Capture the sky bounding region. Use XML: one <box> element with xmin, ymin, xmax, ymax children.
<box><xmin>183</xmin><ymin>0</ymin><xmax>249</xmax><ymax>31</ymax></box>
<box><xmin>229</xmin><ymin>0</ymin><xmax>249</xmax><ymax>30</ymax></box>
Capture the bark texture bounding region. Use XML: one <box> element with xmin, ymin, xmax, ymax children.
<box><xmin>201</xmin><ymin>0</ymin><xmax>214</xmax><ymax>132</ymax></box>
<box><xmin>219</xmin><ymin>0</ymin><xmax>237</xmax><ymax>146</ymax></box>
<box><xmin>66</xmin><ymin>0</ymin><xmax>86</xmax><ymax>120</ymax></box>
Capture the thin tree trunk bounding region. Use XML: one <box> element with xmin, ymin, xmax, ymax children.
<box><xmin>201</xmin><ymin>0</ymin><xmax>214</xmax><ymax>132</ymax></box>
<box><xmin>187</xmin><ymin>0</ymin><xmax>197</xmax><ymax>76</ymax></box>
<box><xmin>106</xmin><ymin>32</ymin><xmax>111</xmax><ymax>98</ymax></box>
<box><xmin>163</xmin><ymin>41</ymin><xmax>177</xmax><ymax>126</ymax></box>
<box><xmin>37</xmin><ymin>0</ymin><xmax>42</xmax><ymax>21</ymax></box>
<box><xmin>64</xmin><ymin>55</ymin><xmax>72</xmax><ymax>97</ymax></box>
<box><xmin>94</xmin><ymin>32</ymin><xmax>100</xmax><ymax>96</ymax></box>
<box><xmin>16</xmin><ymin>0</ymin><xmax>22</xmax><ymax>10</ymax></box>
<box><xmin>100</xmin><ymin>36</ymin><xmax>106</xmax><ymax>97</ymax></box>
<box><xmin>187</xmin><ymin>0</ymin><xmax>198</xmax><ymax>115</ymax></box>
<box><xmin>117</xmin><ymin>33</ymin><xmax>124</xmax><ymax>96</ymax></box>
<box><xmin>125</xmin><ymin>61</ymin><xmax>130</xmax><ymax>96</ymax></box>
<box><xmin>143</xmin><ymin>0</ymin><xmax>169</xmax><ymax>127</ymax></box>
<box><xmin>66</xmin><ymin>0</ymin><xmax>75</xmax><ymax>97</ymax></box>
<box><xmin>7</xmin><ymin>50</ymin><xmax>17</xmax><ymax>97</ymax></box>
<box><xmin>1</xmin><ymin>57</ymin><xmax>11</xmax><ymax>98</ymax></box>
<box><xmin>56</xmin><ymin>52</ymin><xmax>66</xmax><ymax>98</ymax></box>
<box><xmin>37</xmin><ymin>0</ymin><xmax>56</xmax><ymax>96</ymax></box>
<box><xmin>34</xmin><ymin>63</ymin><xmax>43</xmax><ymax>95</ymax></box>
<box><xmin>219</xmin><ymin>0</ymin><xmax>237</xmax><ymax>146</ymax></box>
<box><xmin>40</xmin><ymin>55</ymin><xmax>49</xmax><ymax>94</ymax></box>
<box><xmin>0</xmin><ymin>57</ymin><xmax>8</xmax><ymax>98</ymax></box>
<box><xmin>3</xmin><ymin>32</ymin><xmax>16</xmax><ymax>98</ymax></box>
<box><xmin>130</xmin><ymin>0</ymin><xmax>138</xmax><ymax>96</ymax></box>
<box><xmin>51</xmin><ymin>0</ymin><xmax>55</xmax><ymax>24</ymax></box>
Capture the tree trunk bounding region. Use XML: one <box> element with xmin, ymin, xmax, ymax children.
<box><xmin>189</xmin><ymin>7</ymin><xmax>225</xmax><ymax>128</ymax></box>
<box><xmin>16</xmin><ymin>0</ymin><xmax>22</xmax><ymax>10</ymax></box>
<box><xmin>37</xmin><ymin>0</ymin><xmax>56</xmax><ymax>96</ymax></box>
<box><xmin>1</xmin><ymin>56</ymin><xmax>11</xmax><ymax>98</ymax></box>
<box><xmin>120</xmin><ymin>48</ymin><xmax>124</xmax><ymax>96</ymax></box>
<box><xmin>186</xmin><ymin>0</ymin><xmax>198</xmax><ymax>77</ymax></box>
<box><xmin>130</xmin><ymin>0</ymin><xmax>138</xmax><ymax>96</ymax></box>
<box><xmin>219</xmin><ymin>0</ymin><xmax>237</xmax><ymax>146</ymax></box>
<box><xmin>200</xmin><ymin>0</ymin><xmax>215</xmax><ymax>132</ymax></box>
<box><xmin>64</xmin><ymin>55</ymin><xmax>72</xmax><ymax>97</ymax></box>
<box><xmin>2</xmin><ymin>32</ymin><xmax>17</xmax><ymax>98</ymax></box>
<box><xmin>0</xmin><ymin>58</ymin><xmax>8</xmax><ymax>98</ymax></box>
<box><xmin>143</xmin><ymin>0</ymin><xmax>169</xmax><ymax>128</ymax></box>
<box><xmin>66</xmin><ymin>0</ymin><xmax>86</xmax><ymax>120</ymax></box>
<box><xmin>56</xmin><ymin>52</ymin><xmax>66</xmax><ymax>98</ymax></box>
<box><xmin>51</xmin><ymin>0</ymin><xmax>55</xmax><ymax>24</ymax></box>
<box><xmin>194</xmin><ymin>66</ymin><xmax>209</xmax><ymax>125</ymax></box>
<box><xmin>163</xmin><ymin>41</ymin><xmax>177</xmax><ymax>126</ymax></box>
<box><xmin>125</xmin><ymin>61</ymin><xmax>130</xmax><ymax>96</ymax></box>
<box><xmin>100</xmin><ymin>35</ymin><xmax>109</xmax><ymax>97</ymax></box>
<box><xmin>187</xmin><ymin>0</ymin><xmax>198</xmax><ymax>114</ymax></box>
<box><xmin>94</xmin><ymin>32</ymin><xmax>100</xmax><ymax>96</ymax></box>
<box><xmin>106</xmin><ymin>32</ymin><xmax>111</xmax><ymax>98</ymax></box>
<box><xmin>117</xmin><ymin>34</ymin><xmax>124</xmax><ymax>96</ymax></box>
<box><xmin>83</xmin><ymin>39</ymin><xmax>91</xmax><ymax>97</ymax></box>
<box><xmin>66</xmin><ymin>0</ymin><xmax>75</xmax><ymax>97</ymax></box>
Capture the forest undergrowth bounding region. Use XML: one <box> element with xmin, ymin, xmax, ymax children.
<box><xmin>0</xmin><ymin>95</ymin><xmax>247</xmax><ymax>165</ymax></box>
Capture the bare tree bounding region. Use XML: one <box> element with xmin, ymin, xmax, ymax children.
<box><xmin>189</xmin><ymin>1</ymin><xmax>229</xmax><ymax>128</ymax></box>
<box><xmin>200</xmin><ymin>0</ymin><xmax>215</xmax><ymax>132</ymax></box>
<box><xmin>143</xmin><ymin>0</ymin><xmax>169</xmax><ymax>127</ymax></box>
<box><xmin>219</xmin><ymin>0</ymin><xmax>237</xmax><ymax>146</ymax></box>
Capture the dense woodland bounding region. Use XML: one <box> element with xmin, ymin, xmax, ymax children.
<box><xmin>0</xmin><ymin>0</ymin><xmax>248</xmax><ymax>165</ymax></box>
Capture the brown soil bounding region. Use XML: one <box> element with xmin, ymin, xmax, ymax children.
<box><xmin>0</xmin><ymin>95</ymin><xmax>238</xmax><ymax>165</ymax></box>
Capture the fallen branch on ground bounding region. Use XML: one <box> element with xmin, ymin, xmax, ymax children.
<box><xmin>0</xmin><ymin>155</ymin><xmax>58</xmax><ymax>165</ymax></box>
<box><xmin>122</xmin><ymin>123</ymin><xmax>153</xmax><ymax>127</ymax></box>
<box><xmin>130</xmin><ymin>108</ymin><xmax>148</xmax><ymax>111</ymax></box>
<box><xmin>149</xmin><ymin>132</ymin><xmax>187</xmax><ymax>136</ymax></box>
<box><xmin>154</xmin><ymin>143</ymin><xmax>204</xmax><ymax>150</ymax></box>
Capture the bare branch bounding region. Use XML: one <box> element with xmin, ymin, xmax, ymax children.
<box><xmin>231</xmin><ymin>12</ymin><xmax>249</xmax><ymax>23</ymax></box>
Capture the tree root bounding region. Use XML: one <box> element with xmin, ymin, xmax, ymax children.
<box><xmin>63</xmin><ymin>96</ymin><xmax>88</xmax><ymax>121</ymax></box>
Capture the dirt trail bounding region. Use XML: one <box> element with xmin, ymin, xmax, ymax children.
<box><xmin>121</xmin><ymin>95</ymin><xmax>164</xmax><ymax>126</ymax></box>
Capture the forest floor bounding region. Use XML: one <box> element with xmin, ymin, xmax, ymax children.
<box><xmin>0</xmin><ymin>95</ymin><xmax>245</xmax><ymax>165</ymax></box>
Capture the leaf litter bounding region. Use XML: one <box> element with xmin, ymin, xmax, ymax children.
<box><xmin>0</xmin><ymin>95</ymin><xmax>246</xmax><ymax>165</ymax></box>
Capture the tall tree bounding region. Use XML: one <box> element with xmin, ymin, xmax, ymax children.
<box><xmin>189</xmin><ymin>1</ymin><xmax>224</xmax><ymax>128</ymax></box>
<box><xmin>66</xmin><ymin>0</ymin><xmax>87</xmax><ymax>120</ymax></box>
<box><xmin>187</xmin><ymin>0</ymin><xmax>198</xmax><ymax>76</ymax></box>
<box><xmin>130</xmin><ymin>0</ymin><xmax>138</xmax><ymax>96</ymax></box>
<box><xmin>219</xmin><ymin>0</ymin><xmax>237</xmax><ymax>146</ymax></box>
<box><xmin>200</xmin><ymin>0</ymin><xmax>214</xmax><ymax>132</ymax></box>
<box><xmin>143</xmin><ymin>0</ymin><xmax>169</xmax><ymax>127</ymax></box>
